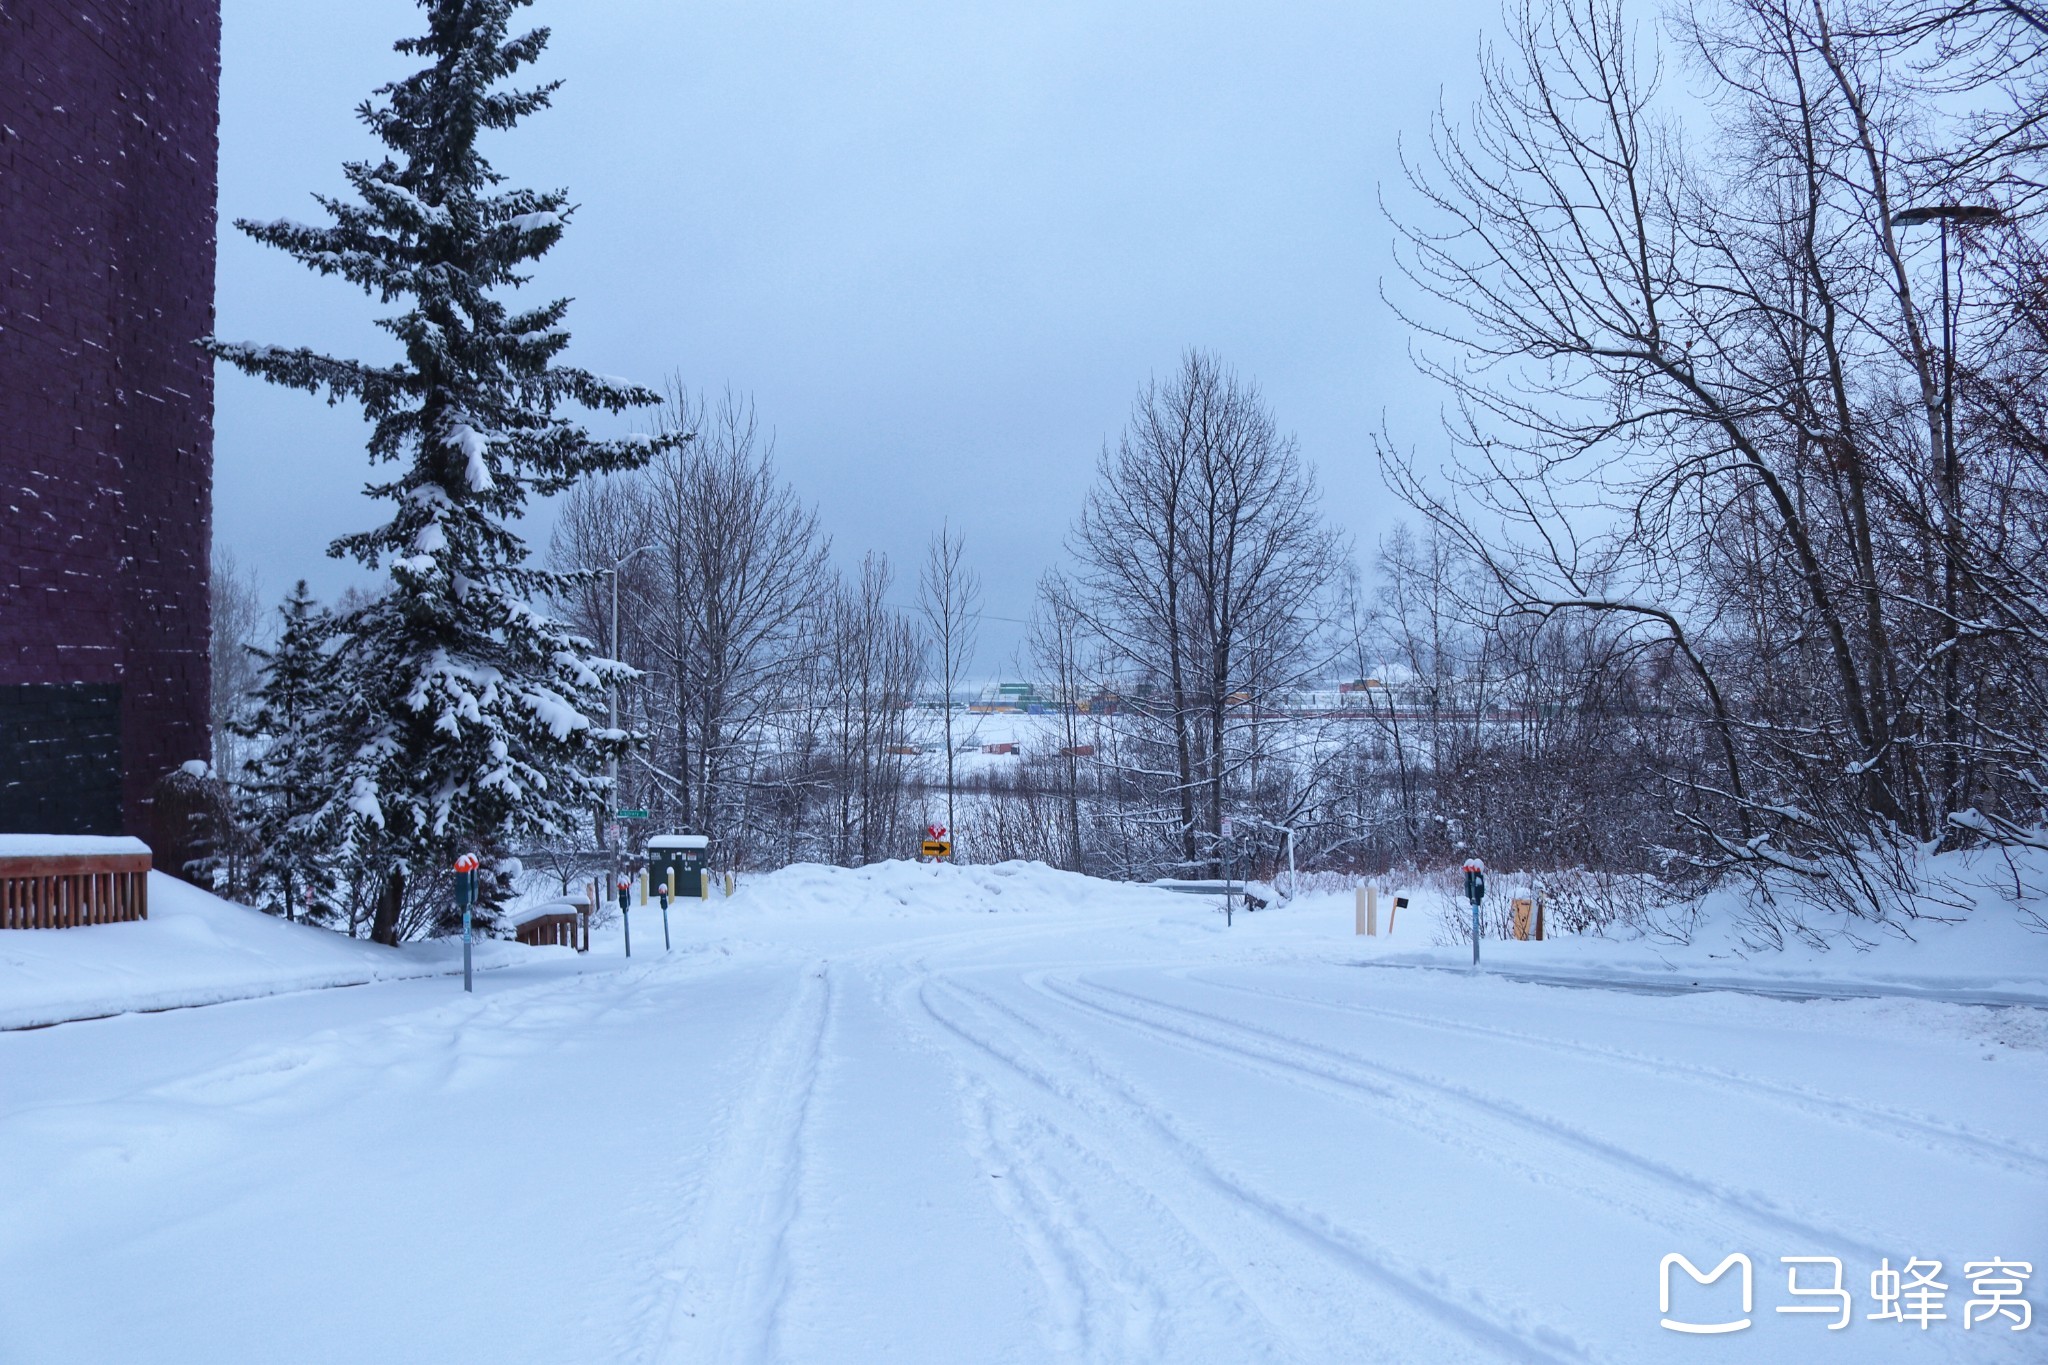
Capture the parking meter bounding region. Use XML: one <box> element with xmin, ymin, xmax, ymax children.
<box><xmin>617</xmin><ymin>874</ymin><xmax>633</xmax><ymax>957</ymax></box>
<box><xmin>453</xmin><ymin>853</ymin><xmax>480</xmax><ymax>992</ymax></box>
<box><xmin>1461</xmin><ymin>859</ymin><xmax>1487</xmax><ymax>967</ymax></box>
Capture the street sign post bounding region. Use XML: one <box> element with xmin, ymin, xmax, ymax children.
<box><xmin>922</xmin><ymin>825</ymin><xmax>951</xmax><ymax>860</ymax></box>
<box><xmin>616</xmin><ymin>809</ymin><xmax>649</xmax><ymax>820</ymax></box>
<box><xmin>453</xmin><ymin>853</ymin><xmax>480</xmax><ymax>992</ymax></box>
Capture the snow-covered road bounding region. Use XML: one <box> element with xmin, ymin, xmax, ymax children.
<box><xmin>2</xmin><ymin>863</ymin><xmax>2041</xmax><ymax>1362</ymax></box>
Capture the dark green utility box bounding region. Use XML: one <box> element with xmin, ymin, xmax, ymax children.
<box><xmin>647</xmin><ymin>833</ymin><xmax>711</xmax><ymax>898</ymax></box>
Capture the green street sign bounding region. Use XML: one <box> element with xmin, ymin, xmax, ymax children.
<box><xmin>616</xmin><ymin>809</ymin><xmax>650</xmax><ymax>820</ymax></box>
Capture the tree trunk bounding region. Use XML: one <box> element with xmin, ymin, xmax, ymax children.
<box><xmin>370</xmin><ymin>866</ymin><xmax>405</xmax><ymax>946</ymax></box>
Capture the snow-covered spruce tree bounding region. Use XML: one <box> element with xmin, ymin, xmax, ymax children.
<box><xmin>232</xmin><ymin>582</ymin><xmax>343</xmax><ymax>923</ymax></box>
<box><xmin>207</xmin><ymin>0</ymin><xmax>676</xmax><ymax>944</ymax></box>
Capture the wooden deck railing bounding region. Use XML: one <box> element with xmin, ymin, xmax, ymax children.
<box><xmin>0</xmin><ymin>852</ymin><xmax>150</xmax><ymax>929</ymax></box>
<box><xmin>513</xmin><ymin>902</ymin><xmax>590</xmax><ymax>952</ymax></box>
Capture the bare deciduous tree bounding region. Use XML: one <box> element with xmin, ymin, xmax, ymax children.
<box><xmin>644</xmin><ymin>387</ymin><xmax>831</xmax><ymax>850</ymax></box>
<box><xmin>1376</xmin><ymin>0</ymin><xmax>2048</xmax><ymax>926</ymax></box>
<box><xmin>917</xmin><ymin>521</ymin><xmax>980</xmax><ymax>840</ymax></box>
<box><xmin>822</xmin><ymin>553</ymin><xmax>925</xmax><ymax>865</ymax></box>
<box><xmin>1066</xmin><ymin>349</ymin><xmax>1345</xmax><ymax>875</ymax></box>
<box><xmin>209</xmin><ymin>546</ymin><xmax>265</xmax><ymax>778</ymax></box>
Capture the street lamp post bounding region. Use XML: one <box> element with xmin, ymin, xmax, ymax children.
<box><xmin>604</xmin><ymin>543</ymin><xmax>658</xmax><ymax>903</ymax></box>
<box><xmin>1889</xmin><ymin>204</ymin><xmax>2002</xmax><ymax>807</ymax></box>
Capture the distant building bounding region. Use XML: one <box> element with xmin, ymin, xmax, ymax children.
<box><xmin>1</xmin><ymin>4</ymin><xmax>220</xmax><ymax>838</ymax></box>
<box><xmin>972</xmin><ymin>679</ymin><xmax>1071</xmax><ymax>714</ymax></box>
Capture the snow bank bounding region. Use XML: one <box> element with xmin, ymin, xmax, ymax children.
<box><xmin>664</xmin><ymin>853</ymin><xmax>2048</xmax><ymax>1002</ymax></box>
<box><xmin>0</xmin><ymin>873</ymin><xmax>541</xmax><ymax>1030</ymax></box>
<box><xmin>1316</xmin><ymin>845</ymin><xmax>2048</xmax><ymax>1004</ymax></box>
<box><xmin>722</xmin><ymin>858</ymin><xmax>1177</xmax><ymax>920</ymax></box>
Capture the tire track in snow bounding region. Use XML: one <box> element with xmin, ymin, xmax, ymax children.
<box><xmin>1185</xmin><ymin>972</ymin><xmax>2048</xmax><ymax>1181</ymax></box>
<box><xmin>643</xmin><ymin>963</ymin><xmax>832</xmax><ymax>1365</ymax></box>
<box><xmin>911</xmin><ymin>974</ymin><xmax>1240</xmax><ymax>1362</ymax></box>
<box><xmin>1045</xmin><ymin>975</ymin><xmax>1890</xmax><ymax>1261</ymax></box>
<box><xmin>960</xmin><ymin>1051</ymin><xmax>1175</xmax><ymax>1356</ymax></box>
<box><xmin>875</xmin><ymin>959</ymin><xmax>1117</xmax><ymax>1360</ymax></box>
<box><xmin>920</xmin><ymin>978</ymin><xmax>1365</xmax><ymax>1363</ymax></box>
<box><xmin>927</xmin><ymin>974</ymin><xmax>1598</xmax><ymax>1364</ymax></box>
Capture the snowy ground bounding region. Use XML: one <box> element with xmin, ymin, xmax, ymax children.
<box><xmin>0</xmin><ymin>873</ymin><xmax>539</xmax><ymax>1030</ymax></box>
<box><xmin>2</xmin><ymin>862</ymin><xmax>2043</xmax><ymax>1362</ymax></box>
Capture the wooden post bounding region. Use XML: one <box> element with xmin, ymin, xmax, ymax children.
<box><xmin>1367</xmin><ymin>884</ymin><xmax>1378</xmax><ymax>936</ymax></box>
<box><xmin>1355</xmin><ymin>886</ymin><xmax>1367</xmax><ymax>935</ymax></box>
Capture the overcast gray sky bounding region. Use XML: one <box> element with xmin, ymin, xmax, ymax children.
<box><xmin>213</xmin><ymin>0</ymin><xmax>1493</xmax><ymax>664</ymax></box>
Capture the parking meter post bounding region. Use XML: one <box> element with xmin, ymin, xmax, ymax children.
<box><xmin>618</xmin><ymin>877</ymin><xmax>632</xmax><ymax>958</ymax></box>
<box><xmin>1461</xmin><ymin>859</ymin><xmax>1487</xmax><ymax>968</ymax></box>
<box><xmin>453</xmin><ymin>854</ymin><xmax>480</xmax><ymax>992</ymax></box>
<box><xmin>659</xmin><ymin>884</ymin><xmax>671</xmax><ymax>951</ymax></box>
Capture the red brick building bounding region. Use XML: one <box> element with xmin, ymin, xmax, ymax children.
<box><xmin>1</xmin><ymin>2</ymin><xmax>220</xmax><ymax>838</ymax></box>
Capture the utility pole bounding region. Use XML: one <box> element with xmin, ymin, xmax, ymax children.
<box><xmin>604</xmin><ymin>543</ymin><xmax>657</xmax><ymax>905</ymax></box>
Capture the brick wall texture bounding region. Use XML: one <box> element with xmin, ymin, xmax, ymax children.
<box><xmin>0</xmin><ymin>0</ymin><xmax>220</xmax><ymax>835</ymax></box>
